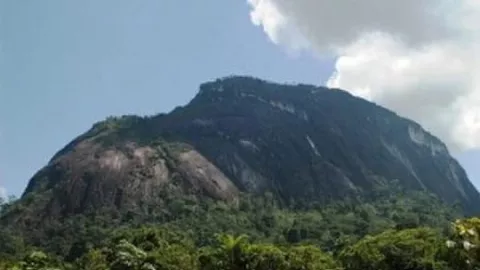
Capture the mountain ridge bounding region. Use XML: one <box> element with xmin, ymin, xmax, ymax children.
<box><xmin>10</xmin><ymin>75</ymin><xmax>480</xmax><ymax>225</ymax></box>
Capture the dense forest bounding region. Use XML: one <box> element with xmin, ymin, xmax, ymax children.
<box><xmin>2</xmin><ymin>77</ymin><xmax>479</xmax><ymax>269</ymax></box>
<box><xmin>1</xmin><ymin>186</ymin><xmax>478</xmax><ymax>270</ymax></box>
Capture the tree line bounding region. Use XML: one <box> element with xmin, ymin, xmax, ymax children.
<box><xmin>0</xmin><ymin>189</ymin><xmax>476</xmax><ymax>270</ymax></box>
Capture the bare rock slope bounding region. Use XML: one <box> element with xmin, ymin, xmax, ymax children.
<box><xmin>13</xmin><ymin>76</ymin><xmax>480</xmax><ymax>223</ymax></box>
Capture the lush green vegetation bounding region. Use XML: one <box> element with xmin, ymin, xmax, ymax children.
<box><xmin>3</xmin><ymin>76</ymin><xmax>479</xmax><ymax>269</ymax></box>
<box><xmin>0</xmin><ymin>188</ymin><xmax>475</xmax><ymax>269</ymax></box>
<box><xmin>0</xmin><ymin>218</ymin><xmax>478</xmax><ymax>270</ymax></box>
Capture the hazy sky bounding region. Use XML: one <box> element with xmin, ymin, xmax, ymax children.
<box><xmin>0</xmin><ymin>0</ymin><xmax>479</xmax><ymax>196</ymax></box>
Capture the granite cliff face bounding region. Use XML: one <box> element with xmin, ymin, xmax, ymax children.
<box><xmin>13</xmin><ymin>76</ymin><xmax>480</xmax><ymax>223</ymax></box>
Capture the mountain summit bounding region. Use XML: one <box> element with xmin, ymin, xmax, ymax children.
<box><xmin>11</xmin><ymin>76</ymin><xmax>480</xmax><ymax>225</ymax></box>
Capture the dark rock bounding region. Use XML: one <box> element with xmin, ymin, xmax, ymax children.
<box><xmin>12</xmin><ymin>76</ymin><xmax>480</xmax><ymax>223</ymax></box>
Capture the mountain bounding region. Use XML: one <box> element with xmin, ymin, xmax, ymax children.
<box><xmin>7</xmin><ymin>76</ymin><xmax>480</xmax><ymax>226</ymax></box>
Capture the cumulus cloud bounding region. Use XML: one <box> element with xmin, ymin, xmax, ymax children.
<box><xmin>248</xmin><ymin>0</ymin><xmax>310</xmax><ymax>51</ymax></box>
<box><xmin>247</xmin><ymin>0</ymin><xmax>480</xmax><ymax>152</ymax></box>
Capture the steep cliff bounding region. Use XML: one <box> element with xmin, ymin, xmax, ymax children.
<box><xmin>11</xmin><ymin>76</ymin><xmax>480</xmax><ymax>224</ymax></box>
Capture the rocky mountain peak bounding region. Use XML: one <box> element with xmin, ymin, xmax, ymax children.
<box><xmin>7</xmin><ymin>76</ymin><xmax>480</xmax><ymax>226</ymax></box>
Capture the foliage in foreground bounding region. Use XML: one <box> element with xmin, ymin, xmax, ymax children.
<box><xmin>0</xmin><ymin>190</ymin><xmax>473</xmax><ymax>269</ymax></box>
<box><xmin>1</xmin><ymin>219</ymin><xmax>480</xmax><ymax>270</ymax></box>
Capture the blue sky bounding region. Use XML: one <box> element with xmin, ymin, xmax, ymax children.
<box><xmin>0</xmin><ymin>0</ymin><xmax>478</xmax><ymax>196</ymax></box>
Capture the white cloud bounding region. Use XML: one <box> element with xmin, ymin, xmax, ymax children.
<box><xmin>0</xmin><ymin>186</ymin><xmax>6</xmax><ymax>200</ymax></box>
<box><xmin>247</xmin><ymin>0</ymin><xmax>309</xmax><ymax>51</ymax></box>
<box><xmin>328</xmin><ymin>33</ymin><xmax>479</xmax><ymax>150</ymax></box>
<box><xmin>247</xmin><ymin>0</ymin><xmax>480</xmax><ymax>152</ymax></box>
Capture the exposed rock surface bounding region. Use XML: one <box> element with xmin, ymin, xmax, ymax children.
<box><xmin>12</xmin><ymin>76</ymin><xmax>480</xmax><ymax>222</ymax></box>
